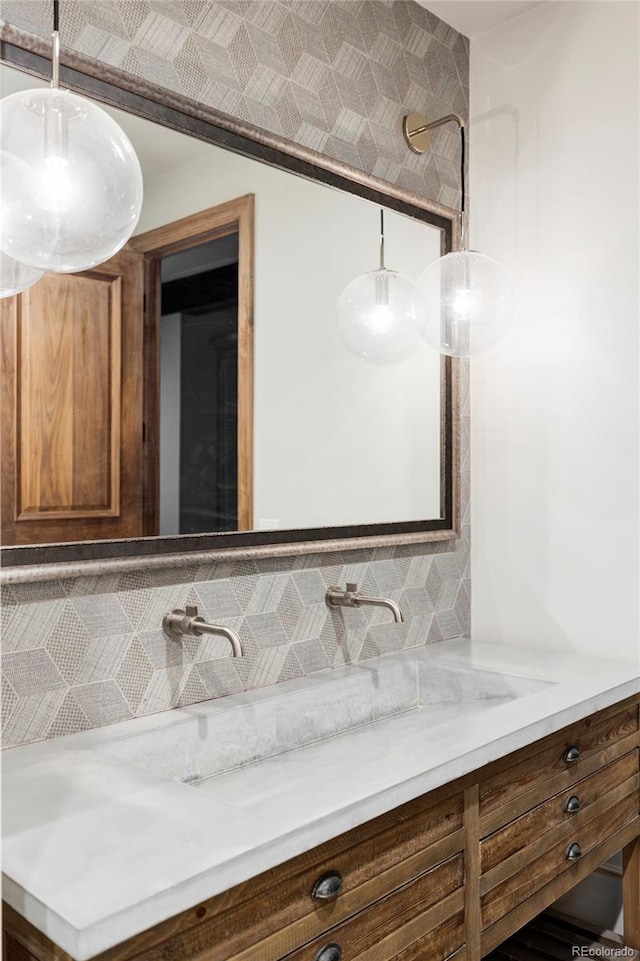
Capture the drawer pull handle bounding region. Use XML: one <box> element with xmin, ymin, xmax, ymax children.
<box><xmin>311</xmin><ymin>871</ymin><xmax>343</xmax><ymax>903</ymax></box>
<box><xmin>563</xmin><ymin>745</ymin><xmax>581</xmax><ymax>764</ymax></box>
<box><xmin>314</xmin><ymin>944</ymin><xmax>342</xmax><ymax>961</ymax></box>
<box><xmin>566</xmin><ymin>842</ymin><xmax>582</xmax><ymax>861</ymax></box>
<box><xmin>565</xmin><ymin>795</ymin><xmax>581</xmax><ymax>814</ymax></box>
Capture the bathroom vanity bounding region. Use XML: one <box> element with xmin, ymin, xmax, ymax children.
<box><xmin>3</xmin><ymin>641</ymin><xmax>640</xmax><ymax>961</ymax></box>
<box><xmin>2</xmin><ymin>10</ymin><xmax>639</xmax><ymax>961</ymax></box>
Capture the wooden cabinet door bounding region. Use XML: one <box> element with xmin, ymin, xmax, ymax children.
<box><xmin>0</xmin><ymin>246</ymin><xmax>144</xmax><ymax>545</ymax></box>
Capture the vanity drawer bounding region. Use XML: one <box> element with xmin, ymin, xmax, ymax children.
<box><xmin>480</xmin><ymin>783</ymin><xmax>639</xmax><ymax>929</ymax></box>
<box><xmin>224</xmin><ymin>787</ymin><xmax>465</xmax><ymax>961</ymax></box>
<box><xmin>115</xmin><ymin>785</ymin><xmax>464</xmax><ymax>961</ymax></box>
<box><xmin>479</xmin><ymin>699</ymin><xmax>640</xmax><ymax>827</ymax></box>
<box><xmin>481</xmin><ymin>750</ymin><xmax>639</xmax><ymax>873</ymax></box>
<box><xmin>282</xmin><ymin>854</ymin><xmax>465</xmax><ymax>961</ymax></box>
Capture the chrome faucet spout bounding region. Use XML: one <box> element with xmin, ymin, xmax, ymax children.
<box><xmin>162</xmin><ymin>607</ymin><xmax>243</xmax><ymax>657</ymax></box>
<box><xmin>325</xmin><ymin>583</ymin><xmax>404</xmax><ymax>623</ymax></box>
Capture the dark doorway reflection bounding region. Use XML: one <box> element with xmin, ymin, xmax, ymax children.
<box><xmin>159</xmin><ymin>235</ymin><xmax>239</xmax><ymax>535</ymax></box>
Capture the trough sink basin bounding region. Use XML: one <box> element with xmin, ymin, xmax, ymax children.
<box><xmin>98</xmin><ymin>652</ymin><xmax>553</xmax><ymax>788</ymax></box>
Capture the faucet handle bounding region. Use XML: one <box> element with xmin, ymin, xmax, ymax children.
<box><xmin>185</xmin><ymin>605</ymin><xmax>199</xmax><ymax>617</ymax></box>
<box><xmin>346</xmin><ymin>582</ymin><xmax>358</xmax><ymax>593</ymax></box>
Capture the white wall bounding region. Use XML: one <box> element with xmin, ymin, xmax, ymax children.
<box><xmin>138</xmin><ymin>142</ymin><xmax>443</xmax><ymax>531</ymax></box>
<box><xmin>470</xmin><ymin>1</ymin><xmax>640</xmax><ymax>660</ymax></box>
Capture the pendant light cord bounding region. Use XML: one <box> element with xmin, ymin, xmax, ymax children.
<box><xmin>459</xmin><ymin>123</ymin><xmax>466</xmax><ymax>250</ymax></box>
<box><xmin>402</xmin><ymin>112</ymin><xmax>467</xmax><ymax>248</ymax></box>
<box><xmin>51</xmin><ymin>0</ymin><xmax>60</xmax><ymax>88</ymax></box>
<box><xmin>460</xmin><ymin>125</ymin><xmax>465</xmax><ymax>215</ymax></box>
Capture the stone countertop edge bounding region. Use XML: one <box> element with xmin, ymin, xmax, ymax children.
<box><xmin>2</xmin><ymin>640</ymin><xmax>640</xmax><ymax>961</ymax></box>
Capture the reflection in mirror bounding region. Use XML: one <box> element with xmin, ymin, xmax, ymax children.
<box><xmin>160</xmin><ymin>235</ymin><xmax>240</xmax><ymax>536</ymax></box>
<box><xmin>133</xmin><ymin>192</ymin><xmax>255</xmax><ymax>541</ymax></box>
<box><xmin>0</xmin><ymin>58</ymin><xmax>454</xmax><ymax>560</ymax></box>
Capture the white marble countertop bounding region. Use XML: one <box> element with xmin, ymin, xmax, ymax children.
<box><xmin>3</xmin><ymin>639</ymin><xmax>640</xmax><ymax>960</ymax></box>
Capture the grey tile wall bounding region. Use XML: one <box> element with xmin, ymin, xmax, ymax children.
<box><xmin>1</xmin><ymin>532</ymin><xmax>470</xmax><ymax>749</ymax></box>
<box><xmin>0</xmin><ymin>0</ymin><xmax>469</xmax><ymax>207</ymax></box>
<box><xmin>0</xmin><ymin>0</ymin><xmax>470</xmax><ymax>749</ymax></box>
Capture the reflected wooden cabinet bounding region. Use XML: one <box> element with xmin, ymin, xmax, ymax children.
<box><xmin>0</xmin><ymin>198</ymin><xmax>254</xmax><ymax>549</ymax></box>
<box><xmin>3</xmin><ymin>697</ymin><xmax>640</xmax><ymax>961</ymax></box>
<box><xmin>0</xmin><ymin>247</ymin><xmax>144</xmax><ymax>545</ymax></box>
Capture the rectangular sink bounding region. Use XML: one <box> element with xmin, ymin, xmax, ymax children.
<box><xmin>98</xmin><ymin>654</ymin><xmax>553</xmax><ymax>786</ymax></box>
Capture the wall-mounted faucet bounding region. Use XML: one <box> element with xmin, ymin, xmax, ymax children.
<box><xmin>325</xmin><ymin>583</ymin><xmax>404</xmax><ymax>623</ymax></box>
<box><xmin>162</xmin><ymin>606</ymin><xmax>243</xmax><ymax>657</ymax></box>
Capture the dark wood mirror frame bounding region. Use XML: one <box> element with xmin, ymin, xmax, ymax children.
<box><xmin>0</xmin><ymin>25</ymin><xmax>460</xmax><ymax>579</ymax></box>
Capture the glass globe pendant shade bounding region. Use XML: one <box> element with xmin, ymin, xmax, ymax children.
<box><xmin>0</xmin><ymin>87</ymin><xmax>143</xmax><ymax>273</ymax></box>
<box><xmin>0</xmin><ymin>250</ymin><xmax>43</xmax><ymax>298</ymax></box>
<box><xmin>336</xmin><ymin>268</ymin><xmax>420</xmax><ymax>364</ymax></box>
<box><xmin>1</xmin><ymin>151</ymin><xmax>43</xmax><ymax>296</ymax></box>
<box><xmin>415</xmin><ymin>250</ymin><xmax>514</xmax><ymax>357</ymax></box>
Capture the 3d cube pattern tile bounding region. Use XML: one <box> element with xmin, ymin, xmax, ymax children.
<box><xmin>0</xmin><ymin>0</ymin><xmax>469</xmax><ymax>205</ymax></box>
<box><xmin>0</xmin><ymin>1</ymin><xmax>470</xmax><ymax>749</ymax></box>
<box><xmin>1</xmin><ymin>534</ymin><xmax>470</xmax><ymax>748</ymax></box>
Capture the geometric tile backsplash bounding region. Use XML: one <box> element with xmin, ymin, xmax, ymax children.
<box><xmin>0</xmin><ymin>0</ymin><xmax>470</xmax><ymax>749</ymax></box>
<box><xmin>2</xmin><ymin>538</ymin><xmax>470</xmax><ymax>749</ymax></box>
<box><xmin>0</xmin><ymin>0</ymin><xmax>469</xmax><ymax>207</ymax></box>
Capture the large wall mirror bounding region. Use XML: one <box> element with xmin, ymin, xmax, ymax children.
<box><xmin>0</xmin><ymin>31</ymin><xmax>459</xmax><ymax>572</ymax></box>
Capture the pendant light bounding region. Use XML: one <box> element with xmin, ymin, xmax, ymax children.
<box><xmin>403</xmin><ymin>112</ymin><xmax>514</xmax><ymax>357</ymax></box>
<box><xmin>0</xmin><ymin>249</ymin><xmax>43</xmax><ymax>297</ymax></box>
<box><xmin>336</xmin><ymin>210</ymin><xmax>420</xmax><ymax>364</ymax></box>
<box><xmin>0</xmin><ymin>151</ymin><xmax>43</xmax><ymax>296</ymax></box>
<box><xmin>0</xmin><ymin>0</ymin><xmax>143</xmax><ymax>274</ymax></box>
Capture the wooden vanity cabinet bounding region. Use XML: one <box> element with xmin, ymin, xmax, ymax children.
<box><xmin>477</xmin><ymin>698</ymin><xmax>640</xmax><ymax>956</ymax></box>
<box><xmin>3</xmin><ymin>696</ymin><xmax>640</xmax><ymax>961</ymax></box>
<box><xmin>284</xmin><ymin>854</ymin><xmax>465</xmax><ymax>961</ymax></box>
